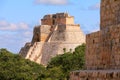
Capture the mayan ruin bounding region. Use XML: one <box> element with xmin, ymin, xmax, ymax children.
<box><xmin>19</xmin><ymin>13</ymin><xmax>85</xmax><ymax>66</ymax></box>
<box><xmin>70</xmin><ymin>0</ymin><xmax>120</xmax><ymax>80</ymax></box>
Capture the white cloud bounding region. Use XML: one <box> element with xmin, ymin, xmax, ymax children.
<box><xmin>0</xmin><ymin>20</ymin><xmax>29</xmax><ymax>31</ymax></box>
<box><xmin>18</xmin><ymin>22</ymin><xmax>29</xmax><ymax>30</ymax></box>
<box><xmin>0</xmin><ymin>20</ymin><xmax>32</xmax><ymax>53</ymax></box>
<box><xmin>89</xmin><ymin>3</ymin><xmax>100</xmax><ymax>10</ymax></box>
<box><xmin>34</xmin><ymin>0</ymin><xmax>68</xmax><ymax>5</ymax></box>
<box><xmin>0</xmin><ymin>30</ymin><xmax>32</xmax><ymax>53</ymax></box>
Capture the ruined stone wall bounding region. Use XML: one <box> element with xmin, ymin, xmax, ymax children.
<box><xmin>86</xmin><ymin>24</ymin><xmax>120</xmax><ymax>70</ymax></box>
<box><xmin>41</xmin><ymin>15</ymin><xmax>53</xmax><ymax>25</ymax></box>
<box><xmin>100</xmin><ymin>25</ymin><xmax>120</xmax><ymax>69</ymax></box>
<box><xmin>70</xmin><ymin>70</ymin><xmax>120</xmax><ymax>80</ymax></box>
<box><xmin>54</xmin><ymin>13</ymin><xmax>74</xmax><ymax>25</ymax></box>
<box><xmin>100</xmin><ymin>0</ymin><xmax>120</xmax><ymax>30</ymax></box>
<box><xmin>41</xmin><ymin>13</ymin><xmax>74</xmax><ymax>26</ymax></box>
<box><xmin>86</xmin><ymin>31</ymin><xmax>101</xmax><ymax>69</ymax></box>
<box><xmin>85</xmin><ymin>0</ymin><xmax>120</xmax><ymax>70</ymax></box>
<box><xmin>55</xmin><ymin>17</ymin><xmax>66</xmax><ymax>25</ymax></box>
<box><xmin>70</xmin><ymin>0</ymin><xmax>120</xmax><ymax>79</ymax></box>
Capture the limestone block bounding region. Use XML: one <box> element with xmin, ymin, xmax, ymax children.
<box><xmin>70</xmin><ymin>70</ymin><xmax>120</xmax><ymax>80</ymax></box>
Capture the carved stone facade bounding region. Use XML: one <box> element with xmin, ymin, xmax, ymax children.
<box><xmin>70</xmin><ymin>0</ymin><xmax>120</xmax><ymax>80</ymax></box>
<box><xmin>19</xmin><ymin>13</ymin><xmax>85</xmax><ymax>66</ymax></box>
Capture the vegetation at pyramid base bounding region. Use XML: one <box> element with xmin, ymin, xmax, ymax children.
<box><xmin>0</xmin><ymin>44</ymin><xmax>85</xmax><ymax>80</ymax></box>
<box><xmin>0</xmin><ymin>48</ymin><xmax>45</xmax><ymax>80</ymax></box>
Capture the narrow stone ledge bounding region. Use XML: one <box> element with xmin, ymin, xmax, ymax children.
<box><xmin>70</xmin><ymin>70</ymin><xmax>120</xmax><ymax>80</ymax></box>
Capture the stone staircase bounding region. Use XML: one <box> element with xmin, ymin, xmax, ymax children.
<box><xmin>25</xmin><ymin>42</ymin><xmax>42</xmax><ymax>64</ymax></box>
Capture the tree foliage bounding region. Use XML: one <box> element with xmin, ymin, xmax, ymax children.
<box><xmin>0</xmin><ymin>48</ymin><xmax>45</xmax><ymax>80</ymax></box>
<box><xmin>0</xmin><ymin>44</ymin><xmax>85</xmax><ymax>80</ymax></box>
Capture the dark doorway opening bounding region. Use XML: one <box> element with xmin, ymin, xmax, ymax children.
<box><xmin>53</xmin><ymin>19</ymin><xmax>55</xmax><ymax>25</ymax></box>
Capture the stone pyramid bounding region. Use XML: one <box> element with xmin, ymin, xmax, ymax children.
<box><xmin>19</xmin><ymin>13</ymin><xmax>85</xmax><ymax>66</ymax></box>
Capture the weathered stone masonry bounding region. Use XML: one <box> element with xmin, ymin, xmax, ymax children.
<box><xmin>70</xmin><ymin>70</ymin><xmax>120</xmax><ymax>80</ymax></box>
<box><xmin>19</xmin><ymin>13</ymin><xmax>85</xmax><ymax>66</ymax></box>
<box><xmin>70</xmin><ymin>0</ymin><xmax>120</xmax><ymax>80</ymax></box>
<box><xmin>86</xmin><ymin>0</ymin><xmax>120</xmax><ymax>70</ymax></box>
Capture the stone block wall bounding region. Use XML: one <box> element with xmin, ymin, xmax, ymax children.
<box><xmin>100</xmin><ymin>25</ymin><xmax>120</xmax><ymax>69</ymax></box>
<box><xmin>86</xmin><ymin>0</ymin><xmax>120</xmax><ymax>69</ymax></box>
<box><xmin>70</xmin><ymin>70</ymin><xmax>120</xmax><ymax>80</ymax></box>
<box><xmin>40</xmin><ymin>42</ymin><xmax>82</xmax><ymax>65</ymax></box>
<box><xmin>41</xmin><ymin>15</ymin><xmax>53</xmax><ymax>25</ymax></box>
<box><xmin>100</xmin><ymin>0</ymin><xmax>120</xmax><ymax>30</ymax></box>
<box><xmin>41</xmin><ymin>13</ymin><xmax>74</xmax><ymax>26</ymax></box>
<box><xmin>86</xmin><ymin>31</ymin><xmax>101</xmax><ymax>69</ymax></box>
<box><xmin>86</xmin><ymin>24</ymin><xmax>120</xmax><ymax>70</ymax></box>
<box><xmin>50</xmin><ymin>24</ymin><xmax>85</xmax><ymax>43</ymax></box>
<box><xmin>40</xmin><ymin>25</ymin><xmax>51</xmax><ymax>42</ymax></box>
<box><xmin>70</xmin><ymin>0</ymin><xmax>120</xmax><ymax>80</ymax></box>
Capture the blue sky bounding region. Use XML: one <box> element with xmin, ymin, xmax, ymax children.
<box><xmin>0</xmin><ymin>0</ymin><xmax>100</xmax><ymax>53</ymax></box>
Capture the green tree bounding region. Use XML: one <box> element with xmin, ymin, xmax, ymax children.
<box><xmin>39</xmin><ymin>66</ymin><xmax>65</xmax><ymax>80</ymax></box>
<box><xmin>0</xmin><ymin>48</ymin><xmax>45</xmax><ymax>80</ymax></box>
<box><xmin>0</xmin><ymin>44</ymin><xmax>86</xmax><ymax>80</ymax></box>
